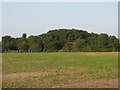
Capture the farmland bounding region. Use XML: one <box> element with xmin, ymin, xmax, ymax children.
<box><xmin>2</xmin><ymin>52</ymin><xmax>118</xmax><ymax>88</ymax></box>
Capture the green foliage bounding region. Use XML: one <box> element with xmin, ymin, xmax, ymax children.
<box><xmin>0</xmin><ymin>41</ymin><xmax>2</xmax><ymax>52</ymax></box>
<box><xmin>17</xmin><ymin>39</ymin><xmax>28</xmax><ymax>52</ymax></box>
<box><xmin>22</xmin><ymin>33</ymin><xmax>27</xmax><ymax>38</ymax></box>
<box><xmin>72</xmin><ymin>41</ymin><xmax>79</xmax><ymax>51</ymax></box>
<box><xmin>28</xmin><ymin>36</ymin><xmax>43</xmax><ymax>52</ymax></box>
<box><xmin>107</xmin><ymin>36</ymin><xmax>119</xmax><ymax>51</ymax></box>
<box><xmin>1</xmin><ymin>29</ymin><xmax>119</xmax><ymax>52</ymax></box>
<box><xmin>75</xmin><ymin>38</ymin><xmax>86</xmax><ymax>51</ymax></box>
<box><xmin>82</xmin><ymin>46</ymin><xmax>92</xmax><ymax>52</ymax></box>
<box><xmin>62</xmin><ymin>42</ymin><xmax>73</xmax><ymax>52</ymax></box>
<box><xmin>2</xmin><ymin>36</ymin><xmax>17</xmax><ymax>52</ymax></box>
<box><xmin>17</xmin><ymin>34</ymin><xmax>28</xmax><ymax>52</ymax></box>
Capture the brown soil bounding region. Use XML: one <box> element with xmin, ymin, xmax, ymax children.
<box><xmin>83</xmin><ymin>53</ymin><xmax>99</xmax><ymax>55</ymax></box>
<box><xmin>2</xmin><ymin>71</ymin><xmax>118</xmax><ymax>88</ymax></box>
<box><xmin>2</xmin><ymin>71</ymin><xmax>50</xmax><ymax>81</ymax></box>
<box><xmin>61</xmin><ymin>79</ymin><xmax>118</xmax><ymax>88</ymax></box>
<box><xmin>31</xmin><ymin>60</ymin><xmax>44</xmax><ymax>63</ymax></box>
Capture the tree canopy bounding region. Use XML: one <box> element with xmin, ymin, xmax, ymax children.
<box><xmin>1</xmin><ymin>29</ymin><xmax>119</xmax><ymax>52</ymax></box>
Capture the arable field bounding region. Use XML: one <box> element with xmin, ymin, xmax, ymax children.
<box><xmin>2</xmin><ymin>52</ymin><xmax>118</xmax><ymax>88</ymax></box>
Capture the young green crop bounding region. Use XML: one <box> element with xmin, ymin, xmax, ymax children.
<box><xmin>2</xmin><ymin>52</ymin><xmax>118</xmax><ymax>88</ymax></box>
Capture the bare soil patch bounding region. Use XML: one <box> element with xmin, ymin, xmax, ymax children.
<box><xmin>2</xmin><ymin>71</ymin><xmax>50</xmax><ymax>81</ymax></box>
<box><xmin>83</xmin><ymin>52</ymin><xmax>118</xmax><ymax>56</ymax></box>
<box><xmin>2</xmin><ymin>70</ymin><xmax>118</xmax><ymax>88</ymax></box>
<box><xmin>2</xmin><ymin>67</ymin><xmax>88</xmax><ymax>80</ymax></box>
<box><xmin>31</xmin><ymin>60</ymin><xmax>44</xmax><ymax>63</ymax></box>
<box><xmin>53</xmin><ymin>79</ymin><xmax>118</xmax><ymax>88</ymax></box>
<box><xmin>2</xmin><ymin>68</ymin><xmax>87</xmax><ymax>82</ymax></box>
<box><xmin>83</xmin><ymin>53</ymin><xmax>99</xmax><ymax>55</ymax></box>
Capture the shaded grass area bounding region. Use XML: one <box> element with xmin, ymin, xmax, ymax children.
<box><xmin>2</xmin><ymin>52</ymin><xmax>118</xmax><ymax>88</ymax></box>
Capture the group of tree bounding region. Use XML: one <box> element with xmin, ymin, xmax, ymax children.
<box><xmin>1</xmin><ymin>29</ymin><xmax>120</xmax><ymax>52</ymax></box>
<box><xmin>0</xmin><ymin>41</ymin><xmax>2</xmax><ymax>53</ymax></box>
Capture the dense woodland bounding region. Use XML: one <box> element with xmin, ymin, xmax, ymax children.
<box><xmin>1</xmin><ymin>29</ymin><xmax>120</xmax><ymax>52</ymax></box>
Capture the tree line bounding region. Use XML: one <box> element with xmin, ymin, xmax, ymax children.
<box><xmin>1</xmin><ymin>29</ymin><xmax>120</xmax><ymax>52</ymax></box>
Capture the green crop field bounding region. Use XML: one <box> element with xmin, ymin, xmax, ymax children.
<box><xmin>2</xmin><ymin>52</ymin><xmax>118</xmax><ymax>88</ymax></box>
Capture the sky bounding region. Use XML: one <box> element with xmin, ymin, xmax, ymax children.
<box><xmin>2</xmin><ymin>2</ymin><xmax>118</xmax><ymax>39</ymax></box>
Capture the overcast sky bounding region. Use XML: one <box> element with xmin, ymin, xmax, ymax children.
<box><xmin>2</xmin><ymin>2</ymin><xmax>118</xmax><ymax>39</ymax></box>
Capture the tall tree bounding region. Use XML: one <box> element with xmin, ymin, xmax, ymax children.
<box><xmin>22</xmin><ymin>33</ymin><xmax>27</xmax><ymax>38</ymax></box>
<box><xmin>17</xmin><ymin>33</ymin><xmax>28</xmax><ymax>52</ymax></box>
<box><xmin>62</xmin><ymin>42</ymin><xmax>73</xmax><ymax>52</ymax></box>
<box><xmin>107</xmin><ymin>36</ymin><xmax>119</xmax><ymax>51</ymax></box>
<box><xmin>28</xmin><ymin>36</ymin><xmax>43</xmax><ymax>52</ymax></box>
<box><xmin>2</xmin><ymin>36</ymin><xmax>17</xmax><ymax>52</ymax></box>
<box><xmin>0</xmin><ymin>42</ymin><xmax>2</xmax><ymax>52</ymax></box>
<box><xmin>75</xmin><ymin>38</ymin><xmax>86</xmax><ymax>51</ymax></box>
